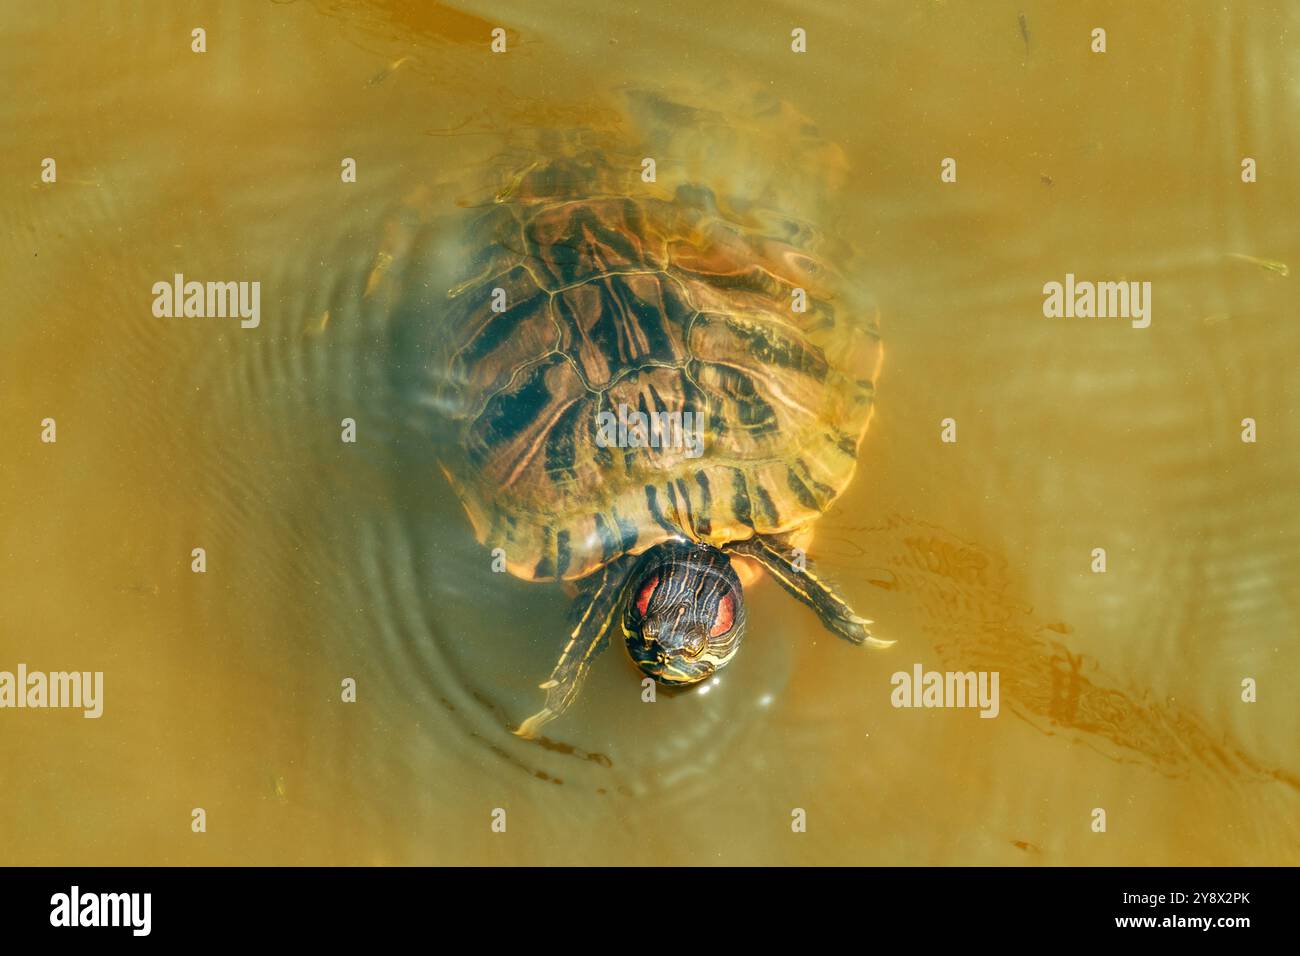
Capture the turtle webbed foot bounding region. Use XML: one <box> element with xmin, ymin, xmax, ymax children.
<box><xmin>512</xmin><ymin>560</ymin><xmax>632</xmax><ymax>740</ymax></box>
<box><xmin>726</xmin><ymin>535</ymin><xmax>893</xmax><ymax>650</ymax></box>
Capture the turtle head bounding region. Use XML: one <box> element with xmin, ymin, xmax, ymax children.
<box><xmin>623</xmin><ymin>541</ymin><xmax>746</xmax><ymax>685</ymax></box>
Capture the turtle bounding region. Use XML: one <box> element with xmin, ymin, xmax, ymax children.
<box><xmin>429</xmin><ymin>99</ymin><xmax>886</xmax><ymax>738</ymax></box>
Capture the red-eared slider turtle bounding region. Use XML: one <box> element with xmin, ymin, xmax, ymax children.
<box><xmin>433</xmin><ymin>93</ymin><xmax>886</xmax><ymax>737</ymax></box>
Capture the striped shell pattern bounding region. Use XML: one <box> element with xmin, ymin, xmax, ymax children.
<box><xmin>436</xmin><ymin>148</ymin><xmax>882</xmax><ymax>581</ymax></box>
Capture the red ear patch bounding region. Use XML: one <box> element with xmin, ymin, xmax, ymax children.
<box><xmin>634</xmin><ymin>575</ymin><xmax>659</xmax><ymax>618</ymax></box>
<box><xmin>709</xmin><ymin>593</ymin><xmax>735</xmax><ymax>637</ymax></box>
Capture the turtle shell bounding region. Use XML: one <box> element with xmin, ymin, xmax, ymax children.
<box><xmin>435</xmin><ymin>150</ymin><xmax>882</xmax><ymax>582</ymax></box>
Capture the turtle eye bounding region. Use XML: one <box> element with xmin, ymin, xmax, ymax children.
<box><xmin>633</xmin><ymin>574</ymin><xmax>659</xmax><ymax>619</ymax></box>
<box><xmin>709</xmin><ymin>592</ymin><xmax>736</xmax><ymax>638</ymax></box>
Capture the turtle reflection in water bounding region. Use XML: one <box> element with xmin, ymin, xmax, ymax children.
<box><xmin>432</xmin><ymin>96</ymin><xmax>886</xmax><ymax>737</ymax></box>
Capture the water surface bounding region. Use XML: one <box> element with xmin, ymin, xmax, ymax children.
<box><xmin>1</xmin><ymin>0</ymin><xmax>1297</xmax><ymax>865</ymax></box>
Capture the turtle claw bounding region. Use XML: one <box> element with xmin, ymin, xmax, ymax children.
<box><xmin>835</xmin><ymin>612</ymin><xmax>893</xmax><ymax>649</ymax></box>
<box><xmin>514</xmin><ymin>708</ymin><xmax>555</xmax><ymax>740</ymax></box>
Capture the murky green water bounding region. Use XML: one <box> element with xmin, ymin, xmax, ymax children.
<box><xmin>2</xmin><ymin>1</ymin><xmax>1297</xmax><ymax>865</ymax></box>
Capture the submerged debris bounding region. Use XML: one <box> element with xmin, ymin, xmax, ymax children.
<box><xmin>1227</xmin><ymin>253</ymin><xmax>1289</xmax><ymax>277</ymax></box>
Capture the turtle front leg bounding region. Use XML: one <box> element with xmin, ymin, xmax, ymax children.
<box><xmin>725</xmin><ymin>535</ymin><xmax>892</xmax><ymax>649</ymax></box>
<box><xmin>514</xmin><ymin>558</ymin><xmax>635</xmax><ymax>739</ymax></box>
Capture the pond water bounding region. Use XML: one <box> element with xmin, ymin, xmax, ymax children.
<box><xmin>2</xmin><ymin>0</ymin><xmax>1297</xmax><ymax>865</ymax></box>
